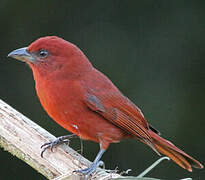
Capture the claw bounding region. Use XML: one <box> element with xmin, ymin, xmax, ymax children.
<box><xmin>73</xmin><ymin>149</ymin><xmax>105</xmax><ymax>179</ymax></box>
<box><xmin>41</xmin><ymin>145</ymin><xmax>49</xmax><ymax>158</ymax></box>
<box><xmin>40</xmin><ymin>134</ymin><xmax>76</xmax><ymax>158</ymax></box>
<box><xmin>74</xmin><ymin>160</ymin><xmax>104</xmax><ymax>179</ymax></box>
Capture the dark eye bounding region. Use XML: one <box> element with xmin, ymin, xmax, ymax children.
<box><xmin>38</xmin><ymin>49</ymin><xmax>48</xmax><ymax>58</ymax></box>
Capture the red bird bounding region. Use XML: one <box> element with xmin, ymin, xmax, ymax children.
<box><xmin>8</xmin><ymin>36</ymin><xmax>203</xmax><ymax>177</ymax></box>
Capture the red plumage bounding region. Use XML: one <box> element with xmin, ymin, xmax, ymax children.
<box><xmin>9</xmin><ymin>36</ymin><xmax>203</xmax><ymax>174</ymax></box>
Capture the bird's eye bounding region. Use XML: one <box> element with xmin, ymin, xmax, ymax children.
<box><xmin>38</xmin><ymin>49</ymin><xmax>48</xmax><ymax>58</ymax></box>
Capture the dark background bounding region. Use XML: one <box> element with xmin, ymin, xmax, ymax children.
<box><xmin>0</xmin><ymin>0</ymin><xmax>205</xmax><ymax>179</ymax></box>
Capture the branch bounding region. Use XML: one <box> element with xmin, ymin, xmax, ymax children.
<box><xmin>0</xmin><ymin>99</ymin><xmax>121</xmax><ymax>179</ymax></box>
<box><xmin>0</xmin><ymin>99</ymin><xmax>169</xmax><ymax>180</ymax></box>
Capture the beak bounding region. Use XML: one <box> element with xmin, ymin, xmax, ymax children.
<box><xmin>8</xmin><ymin>47</ymin><xmax>35</xmax><ymax>63</ymax></box>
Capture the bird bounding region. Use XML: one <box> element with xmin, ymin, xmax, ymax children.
<box><xmin>8</xmin><ymin>36</ymin><xmax>203</xmax><ymax>177</ymax></box>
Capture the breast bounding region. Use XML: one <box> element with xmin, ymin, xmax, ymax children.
<box><xmin>35</xmin><ymin>78</ymin><xmax>85</xmax><ymax>129</ymax></box>
<box><xmin>34</xmin><ymin>73</ymin><xmax>130</xmax><ymax>145</ymax></box>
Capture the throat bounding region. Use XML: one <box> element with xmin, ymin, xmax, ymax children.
<box><xmin>30</xmin><ymin>62</ymin><xmax>93</xmax><ymax>82</ymax></box>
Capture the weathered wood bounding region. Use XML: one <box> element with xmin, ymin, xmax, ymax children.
<box><xmin>0</xmin><ymin>99</ymin><xmax>121</xmax><ymax>180</ymax></box>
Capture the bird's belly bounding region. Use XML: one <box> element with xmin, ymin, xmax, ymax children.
<box><xmin>56</xmin><ymin>105</ymin><xmax>129</xmax><ymax>143</ymax></box>
<box><xmin>36</xmin><ymin>81</ymin><xmax>131</xmax><ymax>146</ymax></box>
<box><xmin>43</xmin><ymin>95</ymin><xmax>129</xmax><ymax>144</ymax></box>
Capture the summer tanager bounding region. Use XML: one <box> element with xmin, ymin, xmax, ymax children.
<box><xmin>8</xmin><ymin>36</ymin><xmax>203</xmax><ymax>176</ymax></box>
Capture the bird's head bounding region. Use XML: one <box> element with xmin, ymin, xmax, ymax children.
<box><xmin>8</xmin><ymin>36</ymin><xmax>92</xmax><ymax>79</ymax></box>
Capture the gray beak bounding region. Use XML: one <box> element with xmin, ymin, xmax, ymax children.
<box><xmin>8</xmin><ymin>47</ymin><xmax>35</xmax><ymax>63</ymax></box>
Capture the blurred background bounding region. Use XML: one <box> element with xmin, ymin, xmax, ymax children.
<box><xmin>0</xmin><ymin>0</ymin><xmax>205</xmax><ymax>179</ymax></box>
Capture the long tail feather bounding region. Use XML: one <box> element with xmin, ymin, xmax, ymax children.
<box><xmin>148</xmin><ymin>130</ymin><xmax>203</xmax><ymax>171</ymax></box>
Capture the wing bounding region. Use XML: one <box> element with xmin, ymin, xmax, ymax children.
<box><xmin>84</xmin><ymin>93</ymin><xmax>152</xmax><ymax>141</ymax></box>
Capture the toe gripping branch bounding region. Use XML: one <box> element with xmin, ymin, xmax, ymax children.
<box><xmin>41</xmin><ymin>134</ymin><xmax>77</xmax><ymax>157</ymax></box>
<box><xmin>41</xmin><ymin>133</ymin><xmax>106</xmax><ymax>179</ymax></box>
<box><xmin>74</xmin><ymin>149</ymin><xmax>105</xmax><ymax>179</ymax></box>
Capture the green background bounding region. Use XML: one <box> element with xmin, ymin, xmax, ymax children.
<box><xmin>0</xmin><ymin>1</ymin><xmax>204</xmax><ymax>179</ymax></box>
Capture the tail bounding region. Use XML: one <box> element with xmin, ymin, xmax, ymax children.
<box><xmin>148</xmin><ymin>130</ymin><xmax>203</xmax><ymax>172</ymax></box>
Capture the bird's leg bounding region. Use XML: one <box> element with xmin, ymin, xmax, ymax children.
<box><xmin>74</xmin><ymin>148</ymin><xmax>105</xmax><ymax>179</ymax></box>
<box><xmin>41</xmin><ymin>134</ymin><xmax>77</xmax><ymax>157</ymax></box>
